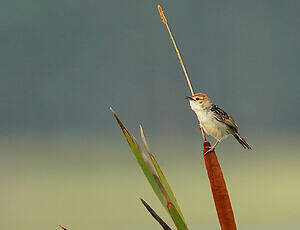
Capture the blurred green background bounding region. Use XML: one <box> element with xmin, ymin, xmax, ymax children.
<box><xmin>1</xmin><ymin>0</ymin><xmax>299</xmax><ymax>229</ymax></box>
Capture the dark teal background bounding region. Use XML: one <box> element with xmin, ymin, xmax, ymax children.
<box><xmin>1</xmin><ymin>0</ymin><xmax>299</xmax><ymax>135</ymax></box>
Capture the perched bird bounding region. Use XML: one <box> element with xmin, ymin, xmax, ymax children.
<box><xmin>187</xmin><ymin>93</ymin><xmax>251</xmax><ymax>154</ymax></box>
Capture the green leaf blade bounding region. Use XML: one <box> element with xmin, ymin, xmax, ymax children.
<box><xmin>110</xmin><ymin>108</ymin><xmax>167</xmax><ymax>210</ymax></box>
<box><xmin>168</xmin><ymin>203</ymin><xmax>188</xmax><ymax>230</ymax></box>
<box><xmin>149</xmin><ymin>153</ymin><xmax>185</xmax><ymax>221</ymax></box>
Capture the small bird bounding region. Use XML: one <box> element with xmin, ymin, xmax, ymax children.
<box><xmin>187</xmin><ymin>93</ymin><xmax>251</xmax><ymax>154</ymax></box>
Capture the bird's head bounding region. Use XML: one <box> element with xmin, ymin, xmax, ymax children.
<box><xmin>186</xmin><ymin>93</ymin><xmax>212</xmax><ymax>111</ymax></box>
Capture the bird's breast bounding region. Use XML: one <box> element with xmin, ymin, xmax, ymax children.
<box><xmin>196</xmin><ymin>110</ymin><xmax>228</xmax><ymax>140</ymax></box>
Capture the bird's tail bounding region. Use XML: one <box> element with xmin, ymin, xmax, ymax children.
<box><xmin>233</xmin><ymin>133</ymin><xmax>252</xmax><ymax>149</ymax></box>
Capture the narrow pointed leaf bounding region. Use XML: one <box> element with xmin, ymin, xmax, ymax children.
<box><xmin>167</xmin><ymin>203</ymin><xmax>188</xmax><ymax>230</ymax></box>
<box><xmin>149</xmin><ymin>153</ymin><xmax>185</xmax><ymax>221</ymax></box>
<box><xmin>140</xmin><ymin>125</ymin><xmax>185</xmax><ymax>221</ymax></box>
<box><xmin>140</xmin><ymin>198</ymin><xmax>172</xmax><ymax>230</ymax></box>
<box><xmin>110</xmin><ymin>108</ymin><xmax>167</xmax><ymax>210</ymax></box>
<box><xmin>58</xmin><ymin>225</ymin><xmax>68</xmax><ymax>230</ymax></box>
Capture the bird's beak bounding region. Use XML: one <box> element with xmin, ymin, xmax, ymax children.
<box><xmin>186</xmin><ymin>96</ymin><xmax>195</xmax><ymax>101</ymax></box>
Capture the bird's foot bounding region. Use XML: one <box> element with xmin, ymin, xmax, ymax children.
<box><xmin>204</xmin><ymin>146</ymin><xmax>215</xmax><ymax>155</ymax></box>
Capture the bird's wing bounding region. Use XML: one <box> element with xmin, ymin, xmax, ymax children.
<box><xmin>211</xmin><ymin>104</ymin><xmax>238</xmax><ymax>131</ymax></box>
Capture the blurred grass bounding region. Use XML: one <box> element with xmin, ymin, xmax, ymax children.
<box><xmin>0</xmin><ymin>133</ymin><xmax>299</xmax><ymax>230</ymax></box>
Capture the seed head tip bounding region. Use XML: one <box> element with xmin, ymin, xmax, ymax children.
<box><xmin>157</xmin><ymin>5</ymin><xmax>167</xmax><ymax>24</ymax></box>
<box><xmin>109</xmin><ymin>106</ymin><xmax>115</xmax><ymax>114</ymax></box>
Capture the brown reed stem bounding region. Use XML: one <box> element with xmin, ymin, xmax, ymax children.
<box><xmin>157</xmin><ymin>5</ymin><xmax>195</xmax><ymax>96</ymax></box>
<box><xmin>202</xmin><ymin>141</ymin><xmax>237</xmax><ymax>230</ymax></box>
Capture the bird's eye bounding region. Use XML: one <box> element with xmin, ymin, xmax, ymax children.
<box><xmin>196</xmin><ymin>98</ymin><xmax>200</xmax><ymax>100</ymax></box>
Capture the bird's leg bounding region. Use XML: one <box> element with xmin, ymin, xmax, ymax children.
<box><xmin>204</xmin><ymin>140</ymin><xmax>220</xmax><ymax>155</ymax></box>
<box><xmin>198</xmin><ymin>124</ymin><xmax>207</xmax><ymax>141</ymax></box>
